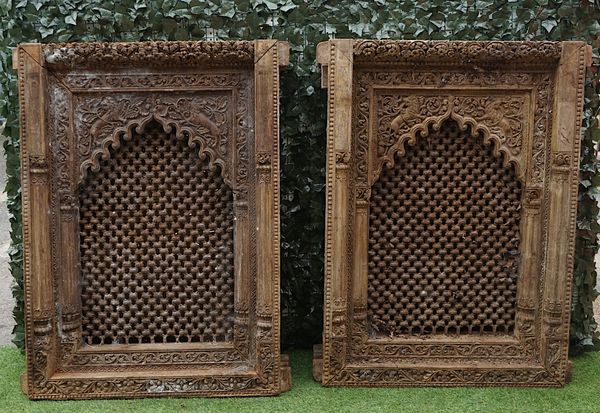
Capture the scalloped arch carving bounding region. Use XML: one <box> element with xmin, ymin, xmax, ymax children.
<box><xmin>372</xmin><ymin>95</ymin><xmax>526</xmax><ymax>185</ymax></box>
<box><xmin>367</xmin><ymin>119</ymin><xmax>523</xmax><ymax>337</ymax></box>
<box><xmin>79</xmin><ymin>119</ymin><xmax>236</xmax><ymax>346</ymax></box>
<box><xmin>77</xmin><ymin>94</ymin><xmax>232</xmax><ymax>186</ymax></box>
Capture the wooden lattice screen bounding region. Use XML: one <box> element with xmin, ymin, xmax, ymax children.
<box><xmin>315</xmin><ymin>39</ymin><xmax>590</xmax><ymax>387</ymax></box>
<box><xmin>16</xmin><ymin>40</ymin><xmax>290</xmax><ymax>399</ymax></box>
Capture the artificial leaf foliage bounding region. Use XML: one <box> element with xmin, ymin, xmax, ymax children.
<box><xmin>0</xmin><ymin>0</ymin><xmax>598</xmax><ymax>351</ymax></box>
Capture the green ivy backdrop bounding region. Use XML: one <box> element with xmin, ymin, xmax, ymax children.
<box><xmin>1</xmin><ymin>0</ymin><xmax>599</xmax><ymax>351</ymax></box>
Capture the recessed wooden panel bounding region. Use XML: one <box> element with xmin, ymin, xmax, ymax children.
<box><xmin>315</xmin><ymin>39</ymin><xmax>590</xmax><ymax>387</ymax></box>
<box><xmin>79</xmin><ymin>122</ymin><xmax>235</xmax><ymax>346</ymax></box>
<box><xmin>16</xmin><ymin>40</ymin><xmax>290</xmax><ymax>399</ymax></box>
<box><xmin>368</xmin><ymin>120</ymin><xmax>522</xmax><ymax>337</ymax></box>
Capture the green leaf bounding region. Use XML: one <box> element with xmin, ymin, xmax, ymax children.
<box><xmin>65</xmin><ymin>11</ymin><xmax>78</xmax><ymax>26</ymax></box>
<box><xmin>39</xmin><ymin>26</ymin><xmax>54</xmax><ymax>38</ymax></box>
<box><xmin>541</xmin><ymin>19</ymin><xmax>557</xmax><ymax>33</ymax></box>
<box><xmin>280</xmin><ymin>2</ymin><xmax>297</xmax><ymax>12</ymax></box>
<box><xmin>219</xmin><ymin>4</ymin><xmax>236</xmax><ymax>18</ymax></box>
<box><xmin>589</xmin><ymin>21</ymin><xmax>600</xmax><ymax>35</ymax></box>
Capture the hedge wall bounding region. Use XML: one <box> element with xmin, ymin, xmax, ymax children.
<box><xmin>1</xmin><ymin>0</ymin><xmax>599</xmax><ymax>351</ymax></box>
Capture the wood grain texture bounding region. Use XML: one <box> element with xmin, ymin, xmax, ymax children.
<box><xmin>16</xmin><ymin>40</ymin><xmax>289</xmax><ymax>399</ymax></box>
<box><xmin>317</xmin><ymin>39</ymin><xmax>590</xmax><ymax>387</ymax></box>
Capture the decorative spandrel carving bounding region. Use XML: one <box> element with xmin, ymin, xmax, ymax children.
<box><xmin>318</xmin><ymin>39</ymin><xmax>589</xmax><ymax>387</ymax></box>
<box><xmin>17</xmin><ymin>40</ymin><xmax>289</xmax><ymax>399</ymax></box>
<box><xmin>374</xmin><ymin>94</ymin><xmax>527</xmax><ymax>182</ymax></box>
<box><xmin>74</xmin><ymin>93</ymin><xmax>232</xmax><ymax>185</ymax></box>
<box><xmin>352</xmin><ymin>70</ymin><xmax>551</xmax><ymax>188</ymax></box>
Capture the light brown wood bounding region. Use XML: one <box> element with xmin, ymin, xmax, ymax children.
<box><xmin>16</xmin><ymin>40</ymin><xmax>289</xmax><ymax>399</ymax></box>
<box><xmin>312</xmin><ymin>344</ymin><xmax>323</xmax><ymax>382</ymax></box>
<box><xmin>317</xmin><ymin>39</ymin><xmax>590</xmax><ymax>387</ymax></box>
<box><xmin>279</xmin><ymin>354</ymin><xmax>292</xmax><ymax>392</ymax></box>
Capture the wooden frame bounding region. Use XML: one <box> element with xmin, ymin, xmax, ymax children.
<box><xmin>315</xmin><ymin>39</ymin><xmax>590</xmax><ymax>387</ymax></box>
<box><xmin>15</xmin><ymin>40</ymin><xmax>290</xmax><ymax>399</ymax></box>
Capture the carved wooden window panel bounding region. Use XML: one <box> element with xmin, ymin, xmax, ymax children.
<box><xmin>316</xmin><ymin>40</ymin><xmax>590</xmax><ymax>387</ymax></box>
<box><xmin>16</xmin><ymin>40</ymin><xmax>290</xmax><ymax>399</ymax></box>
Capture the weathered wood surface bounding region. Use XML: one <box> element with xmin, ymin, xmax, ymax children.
<box><xmin>16</xmin><ymin>40</ymin><xmax>290</xmax><ymax>399</ymax></box>
<box><xmin>317</xmin><ymin>40</ymin><xmax>590</xmax><ymax>387</ymax></box>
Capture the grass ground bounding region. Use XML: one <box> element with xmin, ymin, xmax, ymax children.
<box><xmin>1</xmin><ymin>347</ymin><xmax>599</xmax><ymax>413</ymax></box>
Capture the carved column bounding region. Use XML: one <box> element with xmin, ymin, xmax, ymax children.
<box><xmin>318</xmin><ymin>39</ymin><xmax>354</xmax><ymax>382</ymax></box>
<box><xmin>233</xmin><ymin>193</ymin><xmax>250</xmax><ymax>356</ymax></box>
<box><xmin>253</xmin><ymin>39</ymin><xmax>284</xmax><ymax>389</ymax></box>
<box><xmin>233</xmin><ymin>77</ymin><xmax>252</xmax><ymax>358</ymax></box>
<box><xmin>351</xmin><ymin>185</ymin><xmax>370</xmax><ymax>352</ymax></box>
<box><xmin>542</xmin><ymin>42</ymin><xmax>589</xmax><ymax>381</ymax></box>
<box><xmin>16</xmin><ymin>44</ymin><xmax>56</xmax><ymax>390</ymax></box>
<box><xmin>47</xmin><ymin>83</ymin><xmax>82</xmax><ymax>363</ymax></box>
<box><xmin>515</xmin><ymin>187</ymin><xmax>542</xmax><ymax>360</ymax></box>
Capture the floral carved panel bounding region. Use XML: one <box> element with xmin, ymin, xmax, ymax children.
<box><xmin>316</xmin><ymin>40</ymin><xmax>590</xmax><ymax>387</ymax></box>
<box><xmin>16</xmin><ymin>40</ymin><xmax>289</xmax><ymax>399</ymax></box>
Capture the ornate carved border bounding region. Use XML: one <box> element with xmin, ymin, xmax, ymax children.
<box><xmin>44</xmin><ymin>41</ymin><xmax>256</xmax><ymax>70</ymax></box>
<box><xmin>316</xmin><ymin>40</ymin><xmax>590</xmax><ymax>387</ymax></box>
<box><xmin>353</xmin><ymin>40</ymin><xmax>562</xmax><ymax>65</ymax></box>
<box><xmin>16</xmin><ymin>40</ymin><xmax>290</xmax><ymax>399</ymax></box>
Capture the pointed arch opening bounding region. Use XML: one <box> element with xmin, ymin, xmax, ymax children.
<box><xmin>78</xmin><ymin>120</ymin><xmax>235</xmax><ymax>345</ymax></box>
<box><xmin>367</xmin><ymin>119</ymin><xmax>522</xmax><ymax>337</ymax></box>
